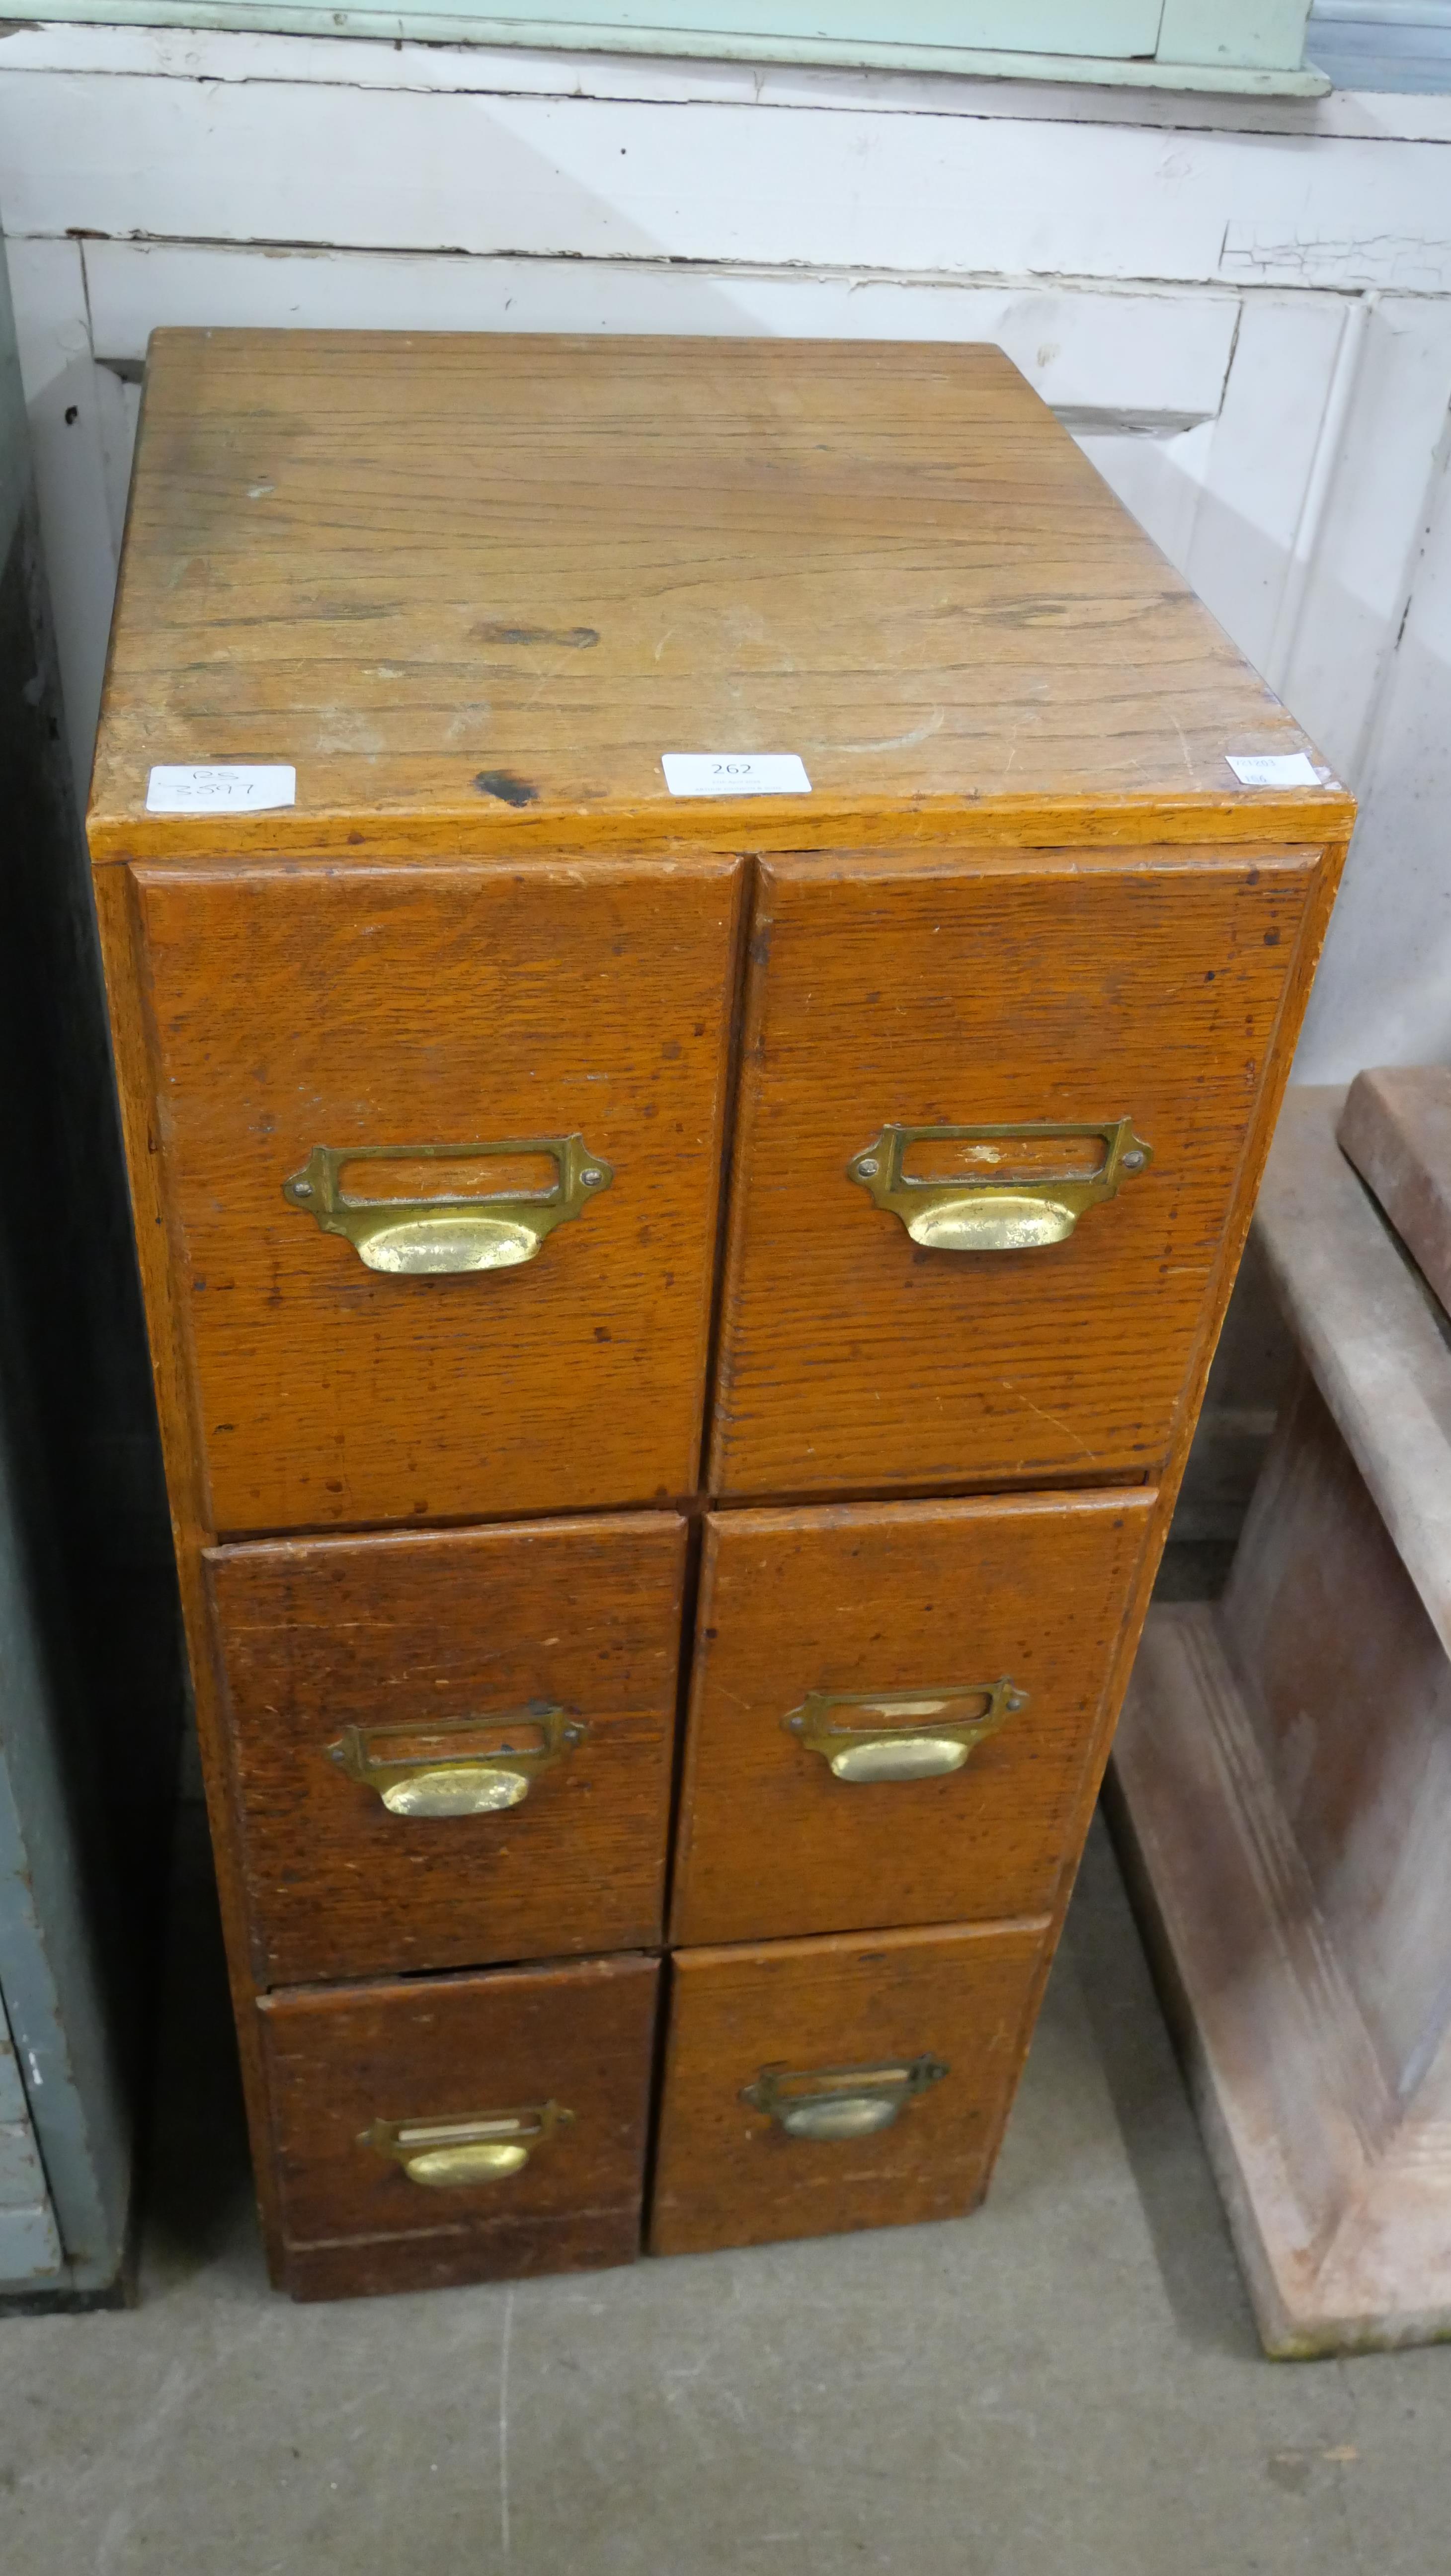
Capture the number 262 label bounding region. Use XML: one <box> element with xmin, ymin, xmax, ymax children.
<box><xmin>662</xmin><ymin>753</ymin><xmax>811</xmax><ymax>797</ymax></box>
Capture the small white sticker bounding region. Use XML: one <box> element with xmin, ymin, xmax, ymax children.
<box><xmin>1226</xmin><ymin>753</ymin><xmax>1319</xmax><ymax>789</ymax></box>
<box><xmin>662</xmin><ymin>752</ymin><xmax>811</xmax><ymax>798</ymax></box>
<box><xmin>146</xmin><ymin>763</ymin><xmax>297</xmax><ymax>813</ymax></box>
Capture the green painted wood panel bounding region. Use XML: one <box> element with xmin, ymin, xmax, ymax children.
<box><xmin>41</xmin><ymin>0</ymin><xmax>1172</xmax><ymax>49</ymax></box>
<box><xmin>325</xmin><ymin>2</ymin><xmax>1168</xmax><ymax>50</ymax></box>
<box><xmin>1161</xmin><ymin>0</ymin><xmax>1312</xmax><ymax>68</ymax></box>
<box><xmin>25</xmin><ymin>0</ymin><xmax>1327</xmax><ymax>87</ymax></box>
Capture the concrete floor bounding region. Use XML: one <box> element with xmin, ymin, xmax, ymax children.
<box><xmin>3</xmin><ymin>1820</ymin><xmax>1447</xmax><ymax>2576</ymax></box>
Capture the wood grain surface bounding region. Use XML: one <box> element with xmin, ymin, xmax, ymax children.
<box><xmin>207</xmin><ymin>1514</ymin><xmax>686</xmax><ymax>1984</ymax></box>
<box><xmin>87</xmin><ymin>332</ymin><xmax>1350</xmax><ymax>865</ymax></box>
<box><xmin>671</xmin><ymin>1490</ymin><xmax>1155</xmax><ymax>1946</ymax></box>
<box><xmin>278</xmin><ymin>2223</ymin><xmax>639</xmax><ymax>2303</ymax></box>
<box><xmin>711</xmin><ymin>843</ymin><xmax>1323</xmax><ymax>1497</ymax></box>
<box><xmin>132</xmin><ymin>854</ymin><xmax>741</xmax><ymax>1531</ymax></box>
<box><xmin>1113</xmin><ymin>1377</ymin><xmax>1451</xmax><ymax>2354</ymax></box>
<box><xmin>1337</xmin><ymin>1066</ymin><xmax>1451</xmax><ymax>1325</ymax></box>
<box><xmin>91</xmin><ymin>862</ymin><xmax>293</xmax><ymax>2271</ymax></box>
<box><xmin>259</xmin><ymin>1952</ymin><xmax>659</xmax><ymax>2294</ymax></box>
<box><xmin>650</xmin><ymin>1920</ymin><xmax>1046</xmax><ymax>2256</ymax></box>
<box><xmin>85</xmin><ymin>330</ymin><xmax>1357</xmax><ymax>2297</ymax></box>
<box><xmin>1222</xmin><ymin>1366</ymin><xmax>1451</xmax><ymax>2069</ymax></box>
<box><xmin>1255</xmin><ymin>1087</ymin><xmax>1451</xmax><ymax>1664</ymax></box>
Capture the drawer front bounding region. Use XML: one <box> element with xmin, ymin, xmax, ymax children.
<box><xmin>671</xmin><ymin>1490</ymin><xmax>1154</xmax><ymax>1946</ymax></box>
<box><xmin>259</xmin><ymin>1953</ymin><xmax>659</xmax><ymax>2298</ymax></box>
<box><xmin>650</xmin><ymin>1922</ymin><xmax>1044</xmax><ymax>2256</ymax></box>
<box><xmin>133</xmin><ymin>855</ymin><xmax>742</xmax><ymax>1533</ymax></box>
<box><xmin>208</xmin><ymin>1514</ymin><xmax>686</xmax><ymax>1983</ymax></box>
<box><xmin>711</xmin><ymin>846</ymin><xmax>1318</xmax><ymax>1498</ymax></box>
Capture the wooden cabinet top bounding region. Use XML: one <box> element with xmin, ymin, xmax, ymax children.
<box><xmin>88</xmin><ymin>329</ymin><xmax>1350</xmax><ymax>861</ymax></box>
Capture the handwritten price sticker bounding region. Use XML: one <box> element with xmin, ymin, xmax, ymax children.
<box><xmin>147</xmin><ymin>765</ymin><xmax>297</xmax><ymax>813</ymax></box>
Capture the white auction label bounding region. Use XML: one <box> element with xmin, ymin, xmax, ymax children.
<box><xmin>147</xmin><ymin>764</ymin><xmax>297</xmax><ymax>813</ymax></box>
<box><xmin>662</xmin><ymin>752</ymin><xmax>811</xmax><ymax>798</ymax></box>
<box><xmin>1226</xmin><ymin>753</ymin><xmax>1319</xmax><ymax>789</ymax></box>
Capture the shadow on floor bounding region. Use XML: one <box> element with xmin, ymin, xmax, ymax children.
<box><xmin>134</xmin><ymin>1804</ymin><xmax>257</xmax><ymax>2290</ymax></box>
<box><xmin>1056</xmin><ymin>1819</ymin><xmax>1259</xmax><ymax>2362</ymax></box>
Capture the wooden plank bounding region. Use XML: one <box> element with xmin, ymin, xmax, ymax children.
<box><xmin>188</xmin><ymin>0</ymin><xmax>1171</xmax><ymax>60</ymax></box>
<box><xmin>1253</xmin><ymin>1085</ymin><xmax>1451</xmax><ymax>1661</ymax></box>
<box><xmin>1113</xmin><ymin>1592</ymin><xmax>1451</xmax><ymax>2354</ymax></box>
<box><xmin>1297</xmin><ymin>418</ymin><xmax>1451</xmax><ymax>1075</ymax></box>
<box><xmin>1277</xmin><ymin>295</ymin><xmax>1451</xmax><ymax>788</ymax></box>
<box><xmin>1182</xmin><ymin>295</ymin><xmax>1352</xmax><ymax>684</ymax></box>
<box><xmin>5</xmin><ymin>62</ymin><xmax>1440</xmax><ymax>289</ymax></box>
<box><xmin>3</xmin><ymin>17</ymin><xmax>1447</xmax><ymax>129</ymax></box>
<box><xmin>1221</xmin><ymin>1366</ymin><xmax>1451</xmax><ymax>2104</ymax></box>
<box><xmin>0</xmin><ymin>2</ymin><xmax>1330</xmax><ymax>91</ymax></box>
<box><xmin>1338</xmin><ymin>1065</ymin><xmax>1451</xmax><ymax>1317</ymax></box>
<box><xmin>80</xmin><ymin>242</ymin><xmax>1242</xmax><ymax>432</ymax></box>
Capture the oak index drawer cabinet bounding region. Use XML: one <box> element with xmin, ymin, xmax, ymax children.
<box><xmin>88</xmin><ymin>330</ymin><xmax>1353</xmax><ymax>2299</ymax></box>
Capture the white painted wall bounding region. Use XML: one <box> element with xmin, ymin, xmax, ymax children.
<box><xmin>1</xmin><ymin>18</ymin><xmax>1449</xmax><ymax>1092</ymax></box>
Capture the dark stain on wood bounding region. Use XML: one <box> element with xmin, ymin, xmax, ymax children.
<box><xmin>475</xmin><ymin>769</ymin><xmax>541</xmax><ymax>806</ymax></box>
<box><xmin>473</xmin><ymin>621</ymin><xmax>600</xmax><ymax>649</ymax></box>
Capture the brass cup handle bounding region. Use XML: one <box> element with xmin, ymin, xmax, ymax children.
<box><xmin>328</xmin><ymin>1702</ymin><xmax>587</xmax><ymax>1817</ymax></box>
<box><xmin>742</xmin><ymin>2057</ymin><xmax>948</xmax><ymax>2142</ymax></box>
<box><xmin>784</xmin><ymin>1680</ymin><xmax>1026</xmax><ymax>1784</ymax></box>
<box><xmin>362</xmin><ymin>2103</ymin><xmax>573</xmax><ymax>2188</ymax></box>
<box><xmin>849</xmin><ymin>1117</ymin><xmax>1152</xmax><ymax>1251</ymax></box>
<box><xmin>282</xmin><ymin>1133</ymin><xmax>613</xmax><ymax>1275</ymax></box>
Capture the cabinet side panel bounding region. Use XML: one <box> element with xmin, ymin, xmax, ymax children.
<box><xmin>90</xmin><ymin>861</ymin><xmax>287</xmax><ymax>2274</ymax></box>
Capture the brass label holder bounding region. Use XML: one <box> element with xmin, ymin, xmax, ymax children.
<box><xmin>327</xmin><ymin>1702</ymin><xmax>587</xmax><ymax>1818</ymax></box>
<box><xmin>362</xmin><ymin>2102</ymin><xmax>574</xmax><ymax>2188</ymax></box>
<box><xmin>742</xmin><ymin>2057</ymin><xmax>948</xmax><ymax>2142</ymax></box>
<box><xmin>848</xmin><ymin>1116</ymin><xmax>1152</xmax><ymax>1251</ymax></box>
<box><xmin>282</xmin><ymin>1133</ymin><xmax>613</xmax><ymax>1275</ymax></box>
<box><xmin>783</xmin><ymin>1679</ymin><xmax>1027</xmax><ymax>1784</ymax></box>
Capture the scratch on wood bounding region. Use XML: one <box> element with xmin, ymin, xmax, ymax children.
<box><xmin>473</xmin><ymin>621</ymin><xmax>599</xmax><ymax>649</ymax></box>
<box><xmin>824</xmin><ymin>710</ymin><xmax>944</xmax><ymax>755</ymax></box>
<box><xmin>1000</xmin><ymin>1378</ymin><xmax>1095</xmax><ymax>1462</ymax></box>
